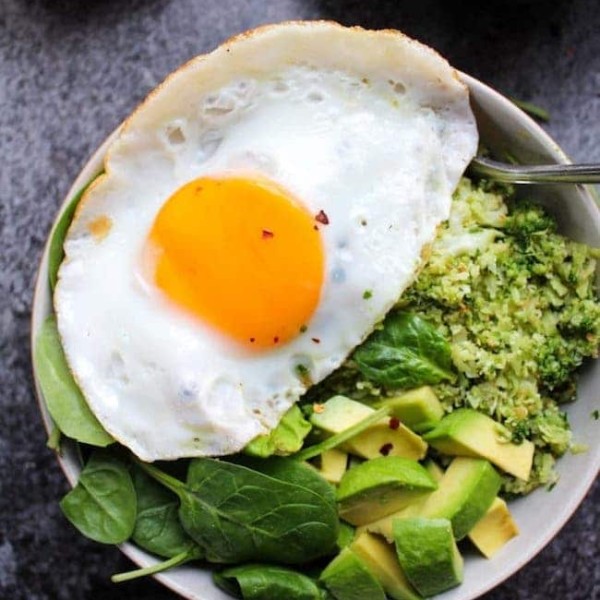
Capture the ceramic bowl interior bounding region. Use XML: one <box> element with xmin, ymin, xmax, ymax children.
<box><xmin>31</xmin><ymin>73</ymin><xmax>600</xmax><ymax>600</ymax></box>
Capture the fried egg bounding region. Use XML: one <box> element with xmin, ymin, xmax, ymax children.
<box><xmin>54</xmin><ymin>22</ymin><xmax>478</xmax><ymax>461</ymax></box>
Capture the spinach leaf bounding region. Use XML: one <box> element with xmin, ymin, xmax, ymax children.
<box><xmin>46</xmin><ymin>424</ymin><xmax>62</xmax><ymax>451</ymax></box>
<box><xmin>214</xmin><ymin>564</ymin><xmax>323</xmax><ymax>600</ymax></box>
<box><xmin>60</xmin><ymin>450</ymin><xmax>136</xmax><ymax>544</ymax></box>
<box><xmin>112</xmin><ymin>546</ymin><xmax>203</xmax><ymax>583</ymax></box>
<box><xmin>34</xmin><ymin>316</ymin><xmax>113</xmax><ymax>446</ymax></box>
<box><xmin>140</xmin><ymin>456</ymin><xmax>338</xmax><ymax>565</ymax></box>
<box><xmin>353</xmin><ymin>311</ymin><xmax>455</xmax><ymax>388</ymax></box>
<box><xmin>244</xmin><ymin>405</ymin><xmax>312</xmax><ymax>458</ymax></box>
<box><xmin>232</xmin><ymin>456</ymin><xmax>336</xmax><ymax>509</ymax></box>
<box><xmin>48</xmin><ymin>172</ymin><xmax>102</xmax><ymax>290</ymax></box>
<box><xmin>131</xmin><ymin>465</ymin><xmax>199</xmax><ymax>559</ymax></box>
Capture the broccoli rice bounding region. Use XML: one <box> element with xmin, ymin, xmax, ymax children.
<box><xmin>308</xmin><ymin>178</ymin><xmax>600</xmax><ymax>496</ymax></box>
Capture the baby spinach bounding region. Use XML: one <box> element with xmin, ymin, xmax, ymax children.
<box><xmin>60</xmin><ymin>450</ymin><xmax>136</xmax><ymax>544</ymax></box>
<box><xmin>140</xmin><ymin>456</ymin><xmax>338</xmax><ymax>565</ymax></box>
<box><xmin>214</xmin><ymin>564</ymin><xmax>323</xmax><ymax>600</ymax></box>
<box><xmin>232</xmin><ymin>455</ymin><xmax>336</xmax><ymax>505</ymax></box>
<box><xmin>112</xmin><ymin>545</ymin><xmax>204</xmax><ymax>583</ymax></box>
<box><xmin>113</xmin><ymin>464</ymin><xmax>203</xmax><ymax>583</ymax></box>
<box><xmin>244</xmin><ymin>405</ymin><xmax>312</xmax><ymax>458</ymax></box>
<box><xmin>131</xmin><ymin>465</ymin><xmax>199</xmax><ymax>559</ymax></box>
<box><xmin>48</xmin><ymin>172</ymin><xmax>102</xmax><ymax>290</ymax></box>
<box><xmin>353</xmin><ymin>311</ymin><xmax>455</xmax><ymax>389</ymax></box>
<box><xmin>34</xmin><ymin>316</ymin><xmax>113</xmax><ymax>447</ymax></box>
<box><xmin>46</xmin><ymin>424</ymin><xmax>62</xmax><ymax>451</ymax></box>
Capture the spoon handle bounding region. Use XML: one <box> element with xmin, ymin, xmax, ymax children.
<box><xmin>469</xmin><ymin>157</ymin><xmax>600</xmax><ymax>184</ymax></box>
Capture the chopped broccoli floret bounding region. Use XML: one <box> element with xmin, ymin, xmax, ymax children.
<box><xmin>310</xmin><ymin>178</ymin><xmax>600</xmax><ymax>495</ymax></box>
<box><xmin>504</xmin><ymin>200</ymin><xmax>556</xmax><ymax>241</ymax></box>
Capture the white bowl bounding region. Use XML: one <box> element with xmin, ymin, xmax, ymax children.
<box><xmin>31</xmin><ymin>73</ymin><xmax>599</xmax><ymax>600</ymax></box>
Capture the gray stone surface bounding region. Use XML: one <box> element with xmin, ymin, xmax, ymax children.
<box><xmin>1</xmin><ymin>0</ymin><xmax>598</xmax><ymax>598</ymax></box>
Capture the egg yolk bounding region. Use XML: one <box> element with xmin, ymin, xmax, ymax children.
<box><xmin>147</xmin><ymin>176</ymin><xmax>325</xmax><ymax>349</ymax></box>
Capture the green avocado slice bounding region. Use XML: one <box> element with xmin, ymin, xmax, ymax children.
<box><xmin>423</xmin><ymin>409</ymin><xmax>534</xmax><ymax>480</ymax></box>
<box><xmin>393</xmin><ymin>517</ymin><xmax>463</xmax><ymax>597</ymax></box>
<box><xmin>337</xmin><ymin>456</ymin><xmax>437</xmax><ymax>526</ymax></box>
<box><xmin>377</xmin><ymin>386</ymin><xmax>444</xmax><ymax>432</ymax></box>
<box><xmin>320</xmin><ymin>547</ymin><xmax>386</xmax><ymax>600</ymax></box>
<box><xmin>367</xmin><ymin>457</ymin><xmax>501</xmax><ymax>541</ymax></box>
<box><xmin>350</xmin><ymin>532</ymin><xmax>421</xmax><ymax>600</ymax></box>
<box><xmin>310</xmin><ymin>396</ymin><xmax>427</xmax><ymax>460</ymax></box>
<box><xmin>468</xmin><ymin>497</ymin><xmax>519</xmax><ymax>558</ymax></box>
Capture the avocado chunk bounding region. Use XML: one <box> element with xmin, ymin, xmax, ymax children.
<box><xmin>423</xmin><ymin>459</ymin><xmax>444</xmax><ymax>482</ymax></box>
<box><xmin>378</xmin><ymin>387</ymin><xmax>444</xmax><ymax>432</ymax></box>
<box><xmin>468</xmin><ymin>497</ymin><xmax>519</xmax><ymax>558</ymax></box>
<box><xmin>311</xmin><ymin>396</ymin><xmax>428</xmax><ymax>461</ymax></box>
<box><xmin>367</xmin><ymin>457</ymin><xmax>501</xmax><ymax>541</ymax></box>
<box><xmin>350</xmin><ymin>532</ymin><xmax>421</xmax><ymax>600</ymax></box>
<box><xmin>317</xmin><ymin>449</ymin><xmax>348</xmax><ymax>484</ymax></box>
<box><xmin>337</xmin><ymin>456</ymin><xmax>437</xmax><ymax>526</ymax></box>
<box><xmin>336</xmin><ymin>522</ymin><xmax>356</xmax><ymax>550</ymax></box>
<box><xmin>393</xmin><ymin>517</ymin><xmax>463</xmax><ymax>597</ymax></box>
<box><xmin>320</xmin><ymin>547</ymin><xmax>386</xmax><ymax>600</ymax></box>
<box><xmin>357</xmin><ymin>459</ymin><xmax>443</xmax><ymax>526</ymax></box>
<box><xmin>428</xmin><ymin>457</ymin><xmax>519</xmax><ymax>558</ymax></box>
<box><xmin>423</xmin><ymin>409</ymin><xmax>534</xmax><ymax>481</ymax></box>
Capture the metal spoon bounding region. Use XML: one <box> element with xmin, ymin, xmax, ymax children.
<box><xmin>469</xmin><ymin>156</ymin><xmax>600</xmax><ymax>184</ymax></box>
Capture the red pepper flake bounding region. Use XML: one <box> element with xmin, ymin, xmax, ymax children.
<box><xmin>273</xmin><ymin>336</ymin><xmax>279</xmax><ymax>344</ymax></box>
<box><xmin>249</xmin><ymin>337</ymin><xmax>255</xmax><ymax>343</ymax></box>
<box><xmin>389</xmin><ymin>417</ymin><xmax>400</xmax><ymax>430</ymax></box>
<box><xmin>379</xmin><ymin>443</ymin><xmax>394</xmax><ymax>456</ymax></box>
<box><xmin>315</xmin><ymin>210</ymin><xmax>329</xmax><ymax>225</ymax></box>
<box><xmin>311</xmin><ymin>337</ymin><xmax>321</xmax><ymax>344</ymax></box>
<box><xmin>313</xmin><ymin>225</ymin><xmax>319</xmax><ymax>231</ymax></box>
<box><xmin>262</xmin><ymin>229</ymin><xmax>274</xmax><ymax>239</ymax></box>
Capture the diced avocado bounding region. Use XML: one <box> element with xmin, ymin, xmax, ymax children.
<box><xmin>423</xmin><ymin>409</ymin><xmax>535</xmax><ymax>481</ymax></box>
<box><xmin>311</xmin><ymin>396</ymin><xmax>428</xmax><ymax>461</ymax></box>
<box><xmin>348</xmin><ymin>422</ymin><xmax>427</xmax><ymax>461</ymax></box>
<box><xmin>412</xmin><ymin>458</ymin><xmax>502</xmax><ymax>540</ymax></box>
<box><xmin>317</xmin><ymin>449</ymin><xmax>348</xmax><ymax>484</ymax></box>
<box><xmin>468</xmin><ymin>497</ymin><xmax>519</xmax><ymax>558</ymax></box>
<box><xmin>356</xmin><ymin>460</ymin><xmax>443</xmax><ymax>533</ymax></box>
<box><xmin>320</xmin><ymin>547</ymin><xmax>386</xmax><ymax>600</ymax></box>
<box><xmin>378</xmin><ymin>387</ymin><xmax>444</xmax><ymax>432</ymax></box>
<box><xmin>312</xmin><ymin>396</ymin><xmax>374</xmax><ymax>428</ymax></box>
<box><xmin>337</xmin><ymin>456</ymin><xmax>438</xmax><ymax>526</ymax></box>
<box><xmin>350</xmin><ymin>532</ymin><xmax>422</xmax><ymax>600</ymax></box>
<box><xmin>367</xmin><ymin>457</ymin><xmax>501</xmax><ymax>541</ymax></box>
<box><xmin>423</xmin><ymin>459</ymin><xmax>444</xmax><ymax>483</ymax></box>
<box><xmin>393</xmin><ymin>518</ymin><xmax>463</xmax><ymax>597</ymax></box>
<box><xmin>336</xmin><ymin>522</ymin><xmax>356</xmax><ymax>550</ymax></box>
<box><xmin>348</xmin><ymin>455</ymin><xmax>365</xmax><ymax>470</ymax></box>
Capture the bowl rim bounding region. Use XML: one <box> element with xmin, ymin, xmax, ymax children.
<box><xmin>30</xmin><ymin>71</ymin><xmax>600</xmax><ymax>600</ymax></box>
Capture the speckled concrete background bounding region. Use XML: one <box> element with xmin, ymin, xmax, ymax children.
<box><xmin>1</xmin><ymin>0</ymin><xmax>598</xmax><ymax>598</ymax></box>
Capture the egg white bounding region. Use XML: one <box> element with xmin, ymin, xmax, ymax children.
<box><xmin>55</xmin><ymin>22</ymin><xmax>478</xmax><ymax>461</ymax></box>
